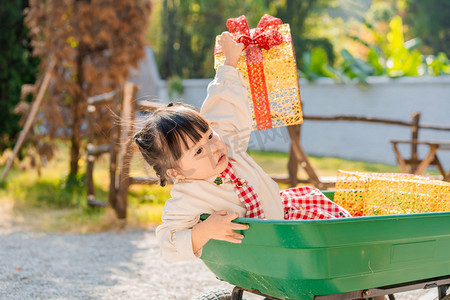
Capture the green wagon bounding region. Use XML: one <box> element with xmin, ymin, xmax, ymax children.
<box><xmin>199</xmin><ymin>191</ymin><xmax>450</xmax><ymax>300</ymax></box>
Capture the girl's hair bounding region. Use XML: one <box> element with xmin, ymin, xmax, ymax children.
<box><xmin>134</xmin><ymin>103</ymin><xmax>209</xmax><ymax>186</ymax></box>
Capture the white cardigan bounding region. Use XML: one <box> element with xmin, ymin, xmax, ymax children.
<box><xmin>156</xmin><ymin>65</ymin><xmax>284</xmax><ymax>261</ymax></box>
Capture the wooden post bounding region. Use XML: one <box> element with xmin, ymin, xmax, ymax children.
<box><xmin>116</xmin><ymin>83</ymin><xmax>139</xmax><ymax>219</ymax></box>
<box><xmin>287</xmin><ymin>125</ymin><xmax>326</xmax><ymax>189</ymax></box>
<box><xmin>287</xmin><ymin>125</ymin><xmax>300</xmax><ymax>187</ymax></box>
<box><xmin>1</xmin><ymin>62</ymin><xmax>54</xmax><ymax>181</ymax></box>
<box><xmin>414</xmin><ymin>144</ymin><xmax>439</xmax><ymax>175</ymax></box>
<box><xmin>410</xmin><ymin>111</ymin><xmax>421</xmax><ymax>173</ymax></box>
<box><xmin>108</xmin><ymin>88</ymin><xmax>123</xmax><ymax>213</ymax></box>
<box><xmin>86</xmin><ymin>104</ymin><xmax>96</xmax><ymax>205</ymax></box>
<box><xmin>391</xmin><ymin>141</ymin><xmax>408</xmax><ymax>173</ymax></box>
<box><xmin>288</xmin><ymin>145</ymin><xmax>298</xmax><ymax>187</ymax></box>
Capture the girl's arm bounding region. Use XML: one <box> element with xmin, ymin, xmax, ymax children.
<box><xmin>155</xmin><ymin>183</ymin><xmax>248</xmax><ymax>261</ymax></box>
<box><xmin>200</xmin><ymin>33</ymin><xmax>252</xmax><ymax>155</ymax></box>
<box><xmin>156</xmin><ymin>210</ymin><xmax>248</xmax><ymax>261</ymax></box>
<box><xmin>191</xmin><ymin>211</ymin><xmax>249</xmax><ymax>256</ymax></box>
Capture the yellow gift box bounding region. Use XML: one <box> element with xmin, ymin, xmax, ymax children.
<box><xmin>214</xmin><ymin>14</ymin><xmax>303</xmax><ymax>131</ymax></box>
<box><xmin>334</xmin><ymin>170</ymin><xmax>450</xmax><ymax>216</ymax></box>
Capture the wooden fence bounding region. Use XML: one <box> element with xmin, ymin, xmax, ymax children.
<box><xmin>302</xmin><ymin>111</ymin><xmax>450</xmax><ymax>175</ymax></box>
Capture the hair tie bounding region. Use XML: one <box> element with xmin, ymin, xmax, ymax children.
<box><xmin>133</xmin><ymin>131</ymin><xmax>141</xmax><ymax>141</ymax></box>
<box><xmin>135</xmin><ymin>137</ymin><xmax>143</xmax><ymax>148</ymax></box>
<box><xmin>133</xmin><ymin>131</ymin><xmax>145</xmax><ymax>148</ymax></box>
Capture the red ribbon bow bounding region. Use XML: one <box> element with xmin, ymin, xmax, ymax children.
<box><xmin>226</xmin><ymin>14</ymin><xmax>284</xmax><ymax>50</ymax></box>
<box><xmin>217</xmin><ymin>14</ymin><xmax>287</xmax><ymax>130</ymax></box>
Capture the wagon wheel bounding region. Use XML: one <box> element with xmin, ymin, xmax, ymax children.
<box><xmin>193</xmin><ymin>288</ymin><xmax>234</xmax><ymax>300</ymax></box>
<box><xmin>194</xmin><ymin>287</ymin><xmax>249</xmax><ymax>300</ymax></box>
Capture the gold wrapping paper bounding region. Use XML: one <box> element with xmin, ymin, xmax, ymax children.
<box><xmin>334</xmin><ymin>170</ymin><xmax>450</xmax><ymax>216</ymax></box>
<box><xmin>214</xmin><ymin>23</ymin><xmax>303</xmax><ymax>131</ymax></box>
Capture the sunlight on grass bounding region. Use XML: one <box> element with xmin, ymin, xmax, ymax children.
<box><xmin>0</xmin><ymin>143</ymin><xmax>173</xmax><ymax>233</ymax></box>
<box><xmin>1</xmin><ymin>144</ymin><xmax>438</xmax><ymax>234</ymax></box>
<box><xmin>247</xmin><ymin>150</ymin><xmax>403</xmax><ymax>177</ymax></box>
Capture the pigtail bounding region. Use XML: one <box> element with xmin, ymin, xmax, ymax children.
<box><xmin>133</xmin><ymin>129</ymin><xmax>170</xmax><ymax>187</ymax></box>
<box><xmin>153</xmin><ymin>164</ymin><xmax>168</xmax><ymax>187</ymax></box>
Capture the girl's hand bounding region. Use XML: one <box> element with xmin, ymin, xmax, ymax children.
<box><xmin>191</xmin><ymin>210</ymin><xmax>249</xmax><ymax>255</ymax></box>
<box><xmin>218</xmin><ymin>32</ymin><xmax>244</xmax><ymax>68</ymax></box>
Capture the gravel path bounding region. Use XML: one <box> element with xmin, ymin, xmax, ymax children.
<box><xmin>0</xmin><ymin>230</ymin><xmax>233</xmax><ymax>299</ymax></box>
<box><xmin>0</xmin><ymin>230</ymin><xmax>440</xmax><ymax>300</ymax></box>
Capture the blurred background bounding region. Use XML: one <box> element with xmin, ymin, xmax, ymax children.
<box><xmin>0</xmin><ymin>0</ymin><xmax>449</xmax><ymax>230</ymax></box>
<box><xmin>147</xmin><ymin>0</ymin><xmax>450</xmax><ymax>80</ymax></box>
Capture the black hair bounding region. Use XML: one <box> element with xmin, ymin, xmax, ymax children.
<box><xmin>134</xmin><ymin>103</ymin><xmax>209</xmax><ymax>186</ymax></box>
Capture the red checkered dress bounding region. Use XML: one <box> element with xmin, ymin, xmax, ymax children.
<box><xmin>219</xmin><ymin>162</ymin><xmax>266</xmax><ymax>219</ymax></box>
<box><xmin>219</xmin><ymin>162</ymin><xmax>351</xmax><ymax>220</ymax></box>
<box><xmin>281</xmin><ymin>186</ymin><xmax>352</xmax><ymax>220</ymax></box>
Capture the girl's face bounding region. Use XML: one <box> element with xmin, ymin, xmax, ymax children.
<box><xmin>170</xmin><ymin>128</ymin><xmax>228</xmax><ymax>180</ymax></box>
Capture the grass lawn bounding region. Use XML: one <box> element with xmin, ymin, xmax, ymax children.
<box><xmin>0</xmin><ymin>144</ymin><xmax>436</xmax><ymax>234</ymax></box>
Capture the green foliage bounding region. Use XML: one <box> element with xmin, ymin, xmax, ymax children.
<box><xmin>426</xmin><ymin>52</ymin><xmax>450</xmax><ymax>75</ymax></box>
<box><xmin>403</xmin><ymin>0</ymin><xmax>449</xmax><ymax>55</ymax></box>
<box><xmin>65</xmin><ymin>172</ymin><xmax>87</xmax><ymax>189</ymax></box>
<box><xmin>367</xmin><ymin>48</ymin><xmax>385</xmax><ymax>76</ymax></box>
<box><xmin>339</xmin><ymin>49</ymin><xmax>375</xmax><ymax>83</ymax></box>
<box><xmin>167</xmin><ymin>75</ymin><xmax>184</xmax><ymax>102</ymax></box>
<box><xmin>272</xmin><ymin>0</ymin><xmax>335</xmax><ymax>67</ymax></box>
<box><xmin>299</xmin><ymin>48</ymin><xmax>343</xmax><ymax>81</ymax></box>
<box><xmin>310</xmin><ymin>14</ymin><xmax>450</xmax><ymax>83</ymax></box>
<box><xmin>0</xmin><ymin>0</ymin><xmax>39</xmax><ymax>151</ymax></box>
<box><xmin>297</xmin><ymin>37</ymin><xmax>336</xmax><ymax>66</ymax></box>
<box><xmin>3</xmin><ymin>168</ymin><xmax>88</xmax><ymax>209</ymax></box>
<box><xmin>384</xmin><ymin>16</ymin><xmax>422</xmax><ymax>77</ymax></box>
<box><xmin>0</xmin><ymin>142</ymin><xmax>169</xmax><ymax>232</ymax></box>
<box><xmin>155</xmin><ymin>0</ymin><xmax>264</xmax><ymax>79</ymax></box>
<box><xmin>24</xmin><ymin>179</ymin><xmax>84</xmax><ymax>209</ymax></box>
<box><xmin>363</xmin><ymin>15</ymin><xmax>450</xmax><ymax>78</ymax></box>
<box><xmin>150</xmin><ymin>1</ymin><xmax>447</xmax><ymax>83</ymax></box>
<box><xmin>0</xmin><ymin>180</ymin><xmax>7</xmax><ymax>189</ymax></box>
<box><xmin>151</xmin><ymin>0</ymin><xmax>334</xmax><ymax>79</ymax></box>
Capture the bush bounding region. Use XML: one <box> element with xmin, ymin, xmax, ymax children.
<box><xmin>300</xmin><ymin>15</ymin><xmax>450</xmax><ymax>83</ymax></box>
<box><xmin>0</xmin><ymin>0</ymin><xmax>39</xmax><ymax>151</ymax></box>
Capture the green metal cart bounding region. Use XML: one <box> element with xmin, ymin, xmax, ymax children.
<box><xmin>200</xmin><ymin>191</ymin><xmax>450</xmax><ymax>300</ymax></box>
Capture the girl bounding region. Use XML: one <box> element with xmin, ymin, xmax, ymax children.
<box><xmin>134</xmin><ymin>32</ymin><xmax>350</xmax><ymax>261</ymax></box>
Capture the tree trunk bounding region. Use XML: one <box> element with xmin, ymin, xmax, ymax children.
<box><xmin>69</xmin><ymin>100</ymin><xmax>81</xmax><ymax>177</ymax></box>
<box><xmin>69</xmin><ymin>48</ymin><xmax>85</xmax><ymax>178</ymax></box>
<box><xmin>161</xmin><ymin>0</ymin><xmax>176</xmax><ymax>78</ymax></box>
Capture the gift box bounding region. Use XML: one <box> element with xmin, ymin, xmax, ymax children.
<box><xmin>214</xmin><ymin>14</ymin><xmax>303</xmax><ymax>131</ymax></box>
<box><xmin>334</xmin><ymin>170</ymin><xmax>450</xmax><ymax>216</ymax></box>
